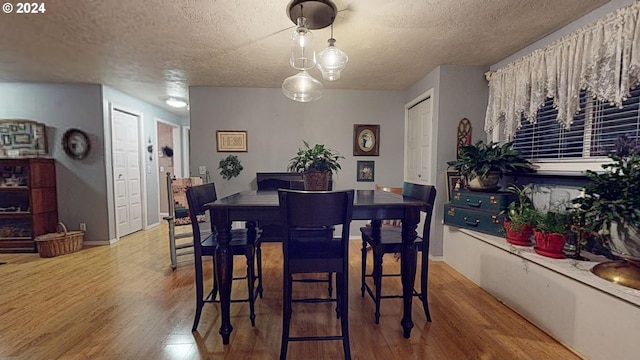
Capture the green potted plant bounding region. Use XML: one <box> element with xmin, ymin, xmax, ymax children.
<box><xmin>287</xmin><ymin>140</ymin><xmax>344</xmax><ymax>190</ymax></box>
<box><xmin>572</xmin><ymin>134</ymin><xmax>640</xmax><ymax>288</ymax></box>
<box><xmin>447</xmin><ymin>140</ymin><xmax>536</xmax><ymax>190</ymax></box>
<box><xmin>533</xmin><ymin>210</ymin><xmax>571</xmax><ymax>258</ymax></box>
<box><xmin>503</xmin><ymin>184</ymin><xmax>540</xmax><ymax>246</ymax></box>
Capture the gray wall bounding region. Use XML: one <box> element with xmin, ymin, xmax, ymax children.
<box><xmin>406</xmin><ymin>65</ymin><xmax>490</xmax><ymax>257</ymax></box>
<box><xmin>189</xmin><ymin>87</ymin><xmax>406</xmax><ymax>233</ymax></box>
<box><xmin>0</xmin><ymin>83</ymin><xmax>109</xmax><ymax>241</ymax></box>
<box><xmin>0</xmin><ymin>82</ymin><xmax>185</xmax><ymax>242</ymax></box>
<box><xmin>189</xmin><ymin>74</ymin><xmax>490</xmax><ymax>248</ymax></box>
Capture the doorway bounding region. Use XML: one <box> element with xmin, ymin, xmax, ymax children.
<box><xmin>405</xmin><ymin>91</ymin><xmax>434</xmax><ymax>184</ymax></box>
<box><xmin>156</xmin><ymin>120</ymin><xmax>182</xmax><ymax>215</ymax></box>
<box><xmin>111</xmin><ymin>107</ymin><xmax>144</xmax><ymax>238</ymax></box>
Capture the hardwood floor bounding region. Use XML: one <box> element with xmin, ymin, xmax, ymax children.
<box><xmin>0</xmin><ymin>223</ymin><xmax>582</xmax><ymax>360</ymax></box>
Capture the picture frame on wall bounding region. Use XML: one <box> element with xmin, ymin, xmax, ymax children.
<box><xmin>445</xmin><ymin>170</ymin><xmax>464</xmax><ymax>202</ymax></box>
<box><xmin>13</xmin><ymin>133</ymin><xmax>31</xmax><ymax>145</ymax></box>
<box><xmin>216</xmin><ymin>130</ymin><xmax>248</xmax><ymax>152</ymax></box>
<box><xmin>356</xmin><ymin>160</ymin><xmax>375</xmax><ymax>182</ymax></box>
<box><xmin>353</xmin><ymin>124</ymin><xmax>380</xmax><ymax>156</ymax></box>
<box><xmin>0</xmin><ymin>119</ymin><xmax>48</xmax><ymax>156</ymax></box>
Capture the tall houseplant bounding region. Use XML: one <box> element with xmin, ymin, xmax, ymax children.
<box><xmin>287</xmin><ymin>141</ymin><xmax>344</xmax><ymax>190</ymax></box>
<box><xmin>572</xmin><ymin>134</ymin><xmax>640</xmax><ymax>289</ymax></box>
<box><xmin>447</xmin><ymin>140</ymin><xmax>536</xmax><ymax>190</ymax></box>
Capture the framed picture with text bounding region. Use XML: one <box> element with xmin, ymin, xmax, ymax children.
<box><xmin>353</xmin><ymin>124</ymin><xmax>380</xmax><ymax>156</ymax></box>
<box><xmin>216</xmin><ymin>130</ymin><xmax>248</xmax><ymax>152</ymax></box>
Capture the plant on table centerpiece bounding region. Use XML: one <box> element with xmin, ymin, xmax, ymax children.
<box><xmin>502</xmin><ymin>183</ymin><xmax>540</xmax><ymax>246</ymax></box>
<box><xmin>218</xmin><ymin>155</ymin><xmax>244</xmax><ymax>180</ymax></box>
<box><xmin>571</xmin><ymin>134</ymin><xmax>640</xmax><ymax>289</ymax></box>
<box><xmin>447</xmin><ymin>140</ymin><xmax>536</xmax><ymax>191</ymax></box>
<box><xmin>287</xmin><ymin>140</ymin><xmax>344</xmax><ymax>190</ymax></box>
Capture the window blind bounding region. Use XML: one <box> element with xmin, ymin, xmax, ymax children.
<box><xmin>513</xmin><ymin>87</ymin><xmax>640</xmax><ymax>161</ymax></box>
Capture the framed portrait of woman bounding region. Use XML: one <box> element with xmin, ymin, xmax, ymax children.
<box><xmin>353</xmin><ymin>124</ymin><xmax>380</xmax><ymax>156</ymax></box>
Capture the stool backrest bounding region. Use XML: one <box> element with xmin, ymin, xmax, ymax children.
<box><xmin>402</xmin><ymin>182</ymin><xmax>437</xmax><ymax>240</ymax></box>
<box><xmin>278</xmin><ymin>189</ymin><xmax>354</xmax><ymax>269</ymax></box>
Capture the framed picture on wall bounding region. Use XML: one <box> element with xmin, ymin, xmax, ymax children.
<box><xmin>216</xmin><ymin>130</ymin><xmax>248</xmax><ymax>152</ymax></box>
<box><xmin>356</xmin><ymin>161</ymin><xmax>375</xmax><ymax>182</ymax></box>
<box><xmin>353</xmin><ymin>124</ymin><xmax>380</xmax><ymax>156</ymax></box>
<box><xmin>0</xmin><ymin>119</ymin><xmax>48</xmax><ymax>156</ymax></box>
<box><xmin>445</xmin><ymin>170</ymin><xmax>464</xmax><ymax>202</ymax></box>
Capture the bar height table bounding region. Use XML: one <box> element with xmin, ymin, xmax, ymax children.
<box><xmin>205</xmin><ymin>189</ymin><xmax>425</xmax><ymax>344</ymax></box>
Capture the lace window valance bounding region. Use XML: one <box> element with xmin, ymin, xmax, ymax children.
<box><xmin>485</xmin><ymin>1</ymin><xmax>640</xmax><ymax>140</ymax></box>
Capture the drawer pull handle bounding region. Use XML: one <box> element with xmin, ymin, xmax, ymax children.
<box><xmin>463</xmin><ymin>217</ymin><xmax>480</xmax><ymax>227</ymax></box>
<box><xmin>466</xmin><ymin>199</ymin><xmax>482</xmax><ymax>207</ymax></box>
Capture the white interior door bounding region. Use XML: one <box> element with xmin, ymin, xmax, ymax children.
<box><xmin>406</xmin><ymin>97</ymin><xmax>433</xmax><ymax>184</ymax></box>
<box><xmin>112</xmin><ymin>108</ymin><xmax>143</xmax><ymax>237</ymax></box>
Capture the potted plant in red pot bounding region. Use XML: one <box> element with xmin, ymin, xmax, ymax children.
<box><xmin>533</xmin><ymin>211</ymin><xmax>571</xmax><ymax>258</ymax></box>
<box><xmin>503</xmin><ymin>184</ymin><xmax>539</xmax><ymax>246</ymax></box>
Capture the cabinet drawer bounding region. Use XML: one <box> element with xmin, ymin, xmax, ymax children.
<box><xmin>443</xmin><ymin>204</ymin><xmax>506</xmax><ymax>237</ymax></box>
<box><xmin>451</xmin><ymin>190</ymin><xmax>516</xmax><ymax>212</ymax></box>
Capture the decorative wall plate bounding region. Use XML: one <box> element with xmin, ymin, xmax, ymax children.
<box><xmin>62</xmin><ymin>129</ymin><xmax>91</xmax><ymax>160</ymax></box>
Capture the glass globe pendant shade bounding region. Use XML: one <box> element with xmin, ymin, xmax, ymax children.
<box><xmin>290</xmin><ymin>17</ymin><xmax>316</xmax><ymax>70</ymax></box>
<box><xmin>316</xmin><ymin>38</ymin><xmax>348</xmax><ymax>81</ymax></box>
<box><xmin>282</xmin><ymin>70</ymin><xmax>323</xmax><ymax>103</ymax></box>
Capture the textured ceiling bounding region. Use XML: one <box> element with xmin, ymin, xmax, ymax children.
<box><xmin>0</xmin><ymin>0</ymin><xmax>609</xmax><ymax>115</ymax></box>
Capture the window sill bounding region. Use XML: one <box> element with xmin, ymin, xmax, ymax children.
<box><xmin>456</xmin><ymin>228</ymin><xmax>640</xmax><ymax>308</ymax></box>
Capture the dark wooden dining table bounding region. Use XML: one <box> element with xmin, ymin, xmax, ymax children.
<box><xmin>205</xmin><ymin>189</ymin><xmax>426</xmax><ymax>344</ymax></box>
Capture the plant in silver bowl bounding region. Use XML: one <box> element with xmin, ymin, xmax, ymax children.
<box><xmin>572</xmin><ymin>134</ymin><xmax>640</xmax><ymax>289</ymax></box>
<box><xmin>447</xmin><ymin>140</ymin><xmax>536</xmax><ymax>190</ymax></box>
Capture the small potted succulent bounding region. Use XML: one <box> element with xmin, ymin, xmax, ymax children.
<box><xmin>447</xmin><ymin>140</ymin><xmax>536</xmax><ymax>191</ymax></box>
<box><xmin>287</xmin><ymin>140</ymin><xmax>343</xmax><ymax>190</ymax></box>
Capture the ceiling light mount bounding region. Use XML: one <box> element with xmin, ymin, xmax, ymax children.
<box><xmin>287</xmin><ymin>0</ymin><xmax>337</xmax><ymax>30</ymax></box>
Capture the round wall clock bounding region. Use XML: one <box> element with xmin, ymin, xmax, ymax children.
<box><xmin>62</xmin><ymin>128</ymin><xmax>91</xmax><ymax>160</ymax></box>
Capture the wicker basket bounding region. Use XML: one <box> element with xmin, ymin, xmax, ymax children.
<box><xmin>35</xmin><ymin>222</ymin><xmax>84</xmax><ymax>258</ymax></box>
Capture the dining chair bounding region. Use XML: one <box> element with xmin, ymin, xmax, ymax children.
<box><xmin>256</xmin><ymin>174</ymin><xmax>333</xmax><ymax>298</ymax></box>
<box><xmin>163</xmin><ymin>173</ymin><xmax>205</xmax><ymax>269</ymax></box>
<box><xmin>186</xmin><ymin>182</ymin><xmax>262</xmax><ymax>331</ymax></box>
<box><xmin>360</xmin><ymin>182</ymin><xmax>437</xmax><ymax>324</ymax></box>
<box><xmin>278</xmin><ymin>189</ymin><xmax>355</xmax><ymax>360</ymax></box>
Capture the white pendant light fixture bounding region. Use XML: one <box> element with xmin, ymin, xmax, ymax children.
<box><xmin>290</xmin><ymin>17</ymin><xmax>315</xmax><ymax>70</ymax></box>
<box><xmin>316</xmin><ymin>22</ymin><xmax>348</xmax><ymax>81</ymax></box>
<box><xmin>282</xmin><ymin>70</ymin><xmax>324</xmax><ymax>102</ymax></box>
<box><xmin>282</xmin><ymin>0</ymin><xmax>342</xmax><ymax>103</ymax></box>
